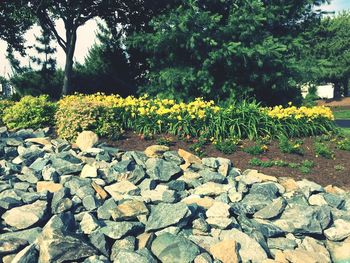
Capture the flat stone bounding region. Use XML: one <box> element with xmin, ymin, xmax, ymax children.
<box><xmin>113</xmin><ymin>251</ymin><xmax>150</xmax><ymax>263</ymax></box>
<box><xmin>146</xmin><ymin>158</ymin><xmax>182</xmax><ymax>182</ymax></box>
<box><xmin>25</xmin><ymin>137</ymin><xmax>51</xmax><ymax>146</ymax></box>
<box><xmin>0</xmin><ymin>238</ymin><xmax>28</xmax><ymax>255</ymax></box>
<box><xmin>151</xmin><ymin>233</ymin><xmax>201</xmax><ymax>263</ymax></box>
<box><xmin>110</xmin><ymin>236</ymin><xmax>136</xmax><ymax>261</ymax></box>
<box><xmin>300</xmin><ymin>236</ymin><xmax>331</xmax><ymax>263</ymax></box>
<box><xmin>0</xmin><ymin>227</ymin><xmax>42</xmax><ymax>244</ymax></box>
<box><xmin>324</xmin><ymin>219</ymin><xmax>350</xmax><ymax>241</ymax></box>
<box><xmin>267</xmin><ymin>237</ymin><xmax>297</xmax><ymax>250</ymax></box>
<box><xmin>210</xmin><ymin>240</ymin><xmax>239</xmax><ymax>263</ymax></box>
<box><xmin>97</xmin><ymin>198</ymin><xmax>116</xmax><ymax>220</ymax></box>
<box><xmin>2</xmin><ymin>200</ymin><xmax>47</xmax><ymax>230</ymax></box>
<box><xmin>250</xmin><ymin>182</ymin><xmax>280</xmax><ymax>199</ymax></box>
<box><xmin>141</xmin><ymin>184</ymin><xmax>177</xmax><ymax>203</ymax></box>
<box><xmin>199</xmin><ymin>170</ymin><xmax>226</xmax><ymax>183</ymax></box>
<box><xmin>137</xmin><ymin>232</ymin><xmax>155</xmax><ymax>249</ymax></box>
<box><xmin>254</xmin><ymin>197</ymin><xmax>286</xmax><ymax>219</ymax></box>
<box><xmin>193</xmin><ymin>182</ymin><xmax>230</xmax><ymax>196</ymax></box>
<box><xmin>76</xmin><ymin>131</ymin><xmax>99</xmax><ymax>151</ymax></box>
<box><xmin>111</xmin><ymin>199</ymin><xmax>149</xmax><ymax>220</ymax></box>
<box><xmin>202</xmin><ymin>157</ymin><xmax>219</xmax><ymax>169</ymax></box>
<box><xmin>81</xmin><ymin>164</ymin><xmax>98</xmax><ymax>178</ymax></box>
<box><xmin>194</xmin><ymin>253</ymin><xmax>213</xmax><ymax>263</ymax></box>
<box><xmin>100</xmin><ymin>221</ymin><xmax>144</xmax><ymax>239</ymax></box>
<box><xmin>104</xmin><ymin>181</ymin><xmax>140</xmax><ymax>200</ymax></box>
<box><xmin>144</xmin><ymin>145</ymin><xmax>169</xmax><ymax>158</ymax></box>
<box><xmin>206</xmin><ymin>217</ymin><xmax>234</xmax><ymax>230</ymax></box>
<box><xmin>145</xmin><ymin>202</ymin><xmax>191</xmax><ymax>232</ymax></box>
<box><xmin>281</xmin><ymin>248</ymin><xmax>329</xmax><ymax>263</ymax></box>
<box><xmin>36</xmin><ymin>181</ymin><xmax>63</xmax><ymax>193</ymax></box>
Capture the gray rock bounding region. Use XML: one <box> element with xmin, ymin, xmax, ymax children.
<box><xmin>129</xmin><ymin>165</ymin><xmax>147</xmax><ymax>185</ymax></box>
<box><xmin>267</xmin><ymin>237</ymin><xmax>297</xmax><ymax>250</ymax></box>
<box><xmin>151</xmin><ymin>233</ymin><xmax>201</xmax><ymax>263</ymax></box>
<box><xmin>113</xmin><ymin>251</ymin><xmax>150</xmax><ymax>263</ymax></box>
<box><xmin>0</xmin><ymin>227</ymin><xmax>42</xmax><ymax>243</ymax></box>
<box><xmin>97</xmin><ymin>198</ymin><xmax>116</xmax><ymax>220</ymax></box>
<box><xmin>250</xmin><ymin>182</ymin><xmax>280</xmax><ymax>199</ymax></box>
<box><xmin>164</xmin><ymin>151</ymin><xmax>183</xmax><ymax>165</ymax></box>
<box><xmin>82</xmin><ymin>195</ymin><xmax>99</xmax><ymax>211</ymax></box>
<box><xmin>146</xmin><ymin>158</ymin><xmax>182</xmax><ymax>182</ymax></box>
<box><xmin>2</xmin><ymin>200</ymin><xmax>47</xmax><ymax>230</ymax></box>
<box><xmin>80</xmin><ymin>213</ymin><xmax>100</xmax><ymax>234</ymax></box>
<box><xmin>0</xmin><ymin>238</ymin><xmax>28</xmax><ymax>255</ymax></box>
<box><xmin>37</xmin><ymin>214</ymin><xmax>97</xmax><ymax>263</ymax></box>
<box><xmin>17</xmin><ymin>167</ymin><xmax>42</xmax><ymax>184</ymax></box>
<box><xmin>51</xmin><ymin>188</ymin><xmax>73</xmax><ymax>214</ymax></box>
<box><xmin>41</xmin><ymin>167</ymin><xmax>58</xmax><ymax>182</ymax></box>
<box><xmin>241</xmin><ymin>193</ymin><xmax>273</xmax><ymax>212</ymax></box>
<box><xmin>322</xmin><ymin>192</ymin><xmax>345</xmax><ymax>209</ymax></box>
<box><xmin>254</xmin><ymin>197</ymin><xmax>287</xmax><ymax>219</ymax></box>
<box><xmin>202</xmin><ymin>157</ymin><xmax>219</xmax><ymax>169</ymax></box>
<box><xmin>199</xmin><ymin>170</ymin><xmax>226</xmax><ymax>184</ymax></box>
<box><xmin>29</xmin><ymin>158</ymin><xmax>49</xmax><ymax>173</ymax></box>
<box><xmin>272</xmin><ymin>205</ymin><xmax>331</xmax><ymax>235</ymax></box>
<box><xmin>110</xmin><ymin>236</ymin><xmax>136</xmax><ymax>261</ymax></box>
<box><xmin>88</xmin><ymin>231</ymin><xmax>109</xmax><ymax>257</ymax></box>
<box><xmin>100</xmin><ymin>221</ymin><xmax>144</xmax><ymax>239</ymax></box>
<box><xmin>145</xmin><ymin>202</ymin><xmax>191</xmax><ymax>232</ymax></box>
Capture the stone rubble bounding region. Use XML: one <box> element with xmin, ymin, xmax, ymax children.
<box><xmin>0</xmin><ymin>127</ymin><xmax>350</xmax><ymax>263</ymax></box>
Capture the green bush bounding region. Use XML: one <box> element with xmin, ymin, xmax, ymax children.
<box><xmin>336</xmin><ymin>138</ymin><xmax>350</xmax><ymax>151</ymax></box>
<box><xmin>214</xmin><ymin>138</ymin><xmax>240</xmax><ymax>154</ymax></box>
<box><xmin>2</xmin><ymin>95</ymin><xmax>56</xmax><ymax>130</ymax></box>
<box><xmin>0</xmin><ymin>99</ymin><xmax>15</xmax><ymax>125</ymax></box>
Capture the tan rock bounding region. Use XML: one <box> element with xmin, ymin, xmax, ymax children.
<box><xmin>237</xmin><ymin>170</ymin><xmax>277</xmax><ymax>185</ymax></box>
<box><xmin>137</xmin><ymin>232</ymin><xmax>155</xmax><ymax>249</ymax></box>
<box><xmin>178</xmin><ymin>149</ymin><xmax>201</xmax><ymax>164</ymax></box>
<box><xmin>180</xmin><ymin>162</ymin><xmax>192</xmax><ymax>170</ymax></box>
<box><xmin>25</xmin><ymin>137</ymin><xmax>51</xmax><ymax>146</ymax></box>
<box><xmin>2</xmin><ymin>254</ymin><xmax>16</xmax><ymax>263</ymax></box>
<box><xmin>183</xmin><ymin>171</ymin><xmax>201</xmax><ymax>179</ymax></box>
<box><xmin>301</xmin><ymin>236</ymin><xmax>331</xmax><ymax>262</ymax></box>
<box><xmin>210</xmin><ymin>240</ymin><xmax>239</xmax><ymax>263</ymax></box>
<box><xmin>37</xmin><ymin>181</ymin><xmax>63</xmax><ymax>193</ymax></box>
<box><xmin>182</xmin><ymin>195</ymin><xmax>215</xmax><ymax>209</ymax></box>
<box><xmin>193</xmin><ymin>182</ymin><xmax>230</xmax><ymax>196</ymax></box>
<box><xmin>274</xmin><ymin>250</ymin><xmax>289</xmax><ymax>263</ymax></box>
<box><xmin>282</xmin><ymin>249</ymin><xmax>327</xmax><ymax>263</ymax></box>
<box><xmin>324</xmin><ymin>184</ymin><xmax>346</xmax><ymax>195</ymax></box>
<box><xmin>278</xmin><ymin>177</ymin><xmax>299</xmax><ymax>192</ymax></box>
<box><xmin>206</xmin><ymin>202</ymin><xmax>230</xmax><ymax>218</ymax></box>
<box><xmin>76</xmin><ymin>131</ymin><xmax>99</xmax><ymax>151</ymax></box>
<box><xmin>91</xmin><ymin>181</ymin><xmax>108</xmax><ymax>200</ymax></box>
<box><xmin>327</xmin><ymin>237</ymin><xmax>350</xmax><ymax>263</ymax></box>
<box><xmin>144</xmin><ymin>145</ymin><xmax>169</xmax><ymax>158</ymax></box>
<box><xmin>80</xmin><ymin>164</ymin><xmax>98</xmax><ymax>178</ymax></box>
<box><xmin>112</xmin><ymin>200</ymin><xmax>149</xmax><ymax>220</ymax></box>
<box><xmin>104</xmin><ymin>181</ymin><xmax>140</xmax><ymax>200</ymax></box>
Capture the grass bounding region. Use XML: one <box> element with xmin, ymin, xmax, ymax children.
<box><xmin>340</xmin><ymin>128</ymin><xmax>350</xmax><ymax>138</ymax></box>
<box><xmin>333</xmin><ymin>108</ymin><xmax>350</xmax><ymax>119</ymax></box>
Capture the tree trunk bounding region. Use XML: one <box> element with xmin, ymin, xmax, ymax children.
<box><xmin>343</xmin><ymin>78</ymin><xmax>349</xmax><ymax>97</ymax></box>
<box><xmin>333</xmin><ymin>82</ymin><xmax>342</xmax><ymax>99</ymax></box>
<box><xmin>62</xmin><ymin>28</ymin><xmax>77</xmax><ymax>96</ymax></box>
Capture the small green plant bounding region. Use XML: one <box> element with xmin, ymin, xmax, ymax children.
<box><xmin>336</xmin><ymin>138</ymin><xmax>350</xmax><ymax>151</ymax></box>
<box><xmin>244</xmin><ymin>143</ymin><xmax>268</xmax><ymax>155</ymax></box>
<box><xmin>0</xmin><ymin>99</ymin><xmax>15</xmax><ymax>125</ymax></box>
<box><xmin>214</xmin><ymin>137</ymin><xmax>240</xmax><ymax>154</ymax></box>
<box><xmin>2</xmin><ymin>95</ymin><xmax>56</xmax><ymax>130</ymax></box>
<box><xmin>314</xmin><ymin>142</ymin><xmax>334</xmax><ymax>159</ymax></box>
<box><xmin>248</xmin><ymin>157</ymin><xmax>274</xmax><ymax>167</ymax></box>
<box><xmin>334</xmin><ymin>164</ymin><xmax>345</xmax><ymax>171</ymax></box>
<box><xmin>278</xmin><ymin>135</ymin><xmax>304</xmax><ymax>155</ymax></box>
<box><xmin>298</xmin><ymin>160</ymin><xmax>315</xmax><ymax>174</ymax></box>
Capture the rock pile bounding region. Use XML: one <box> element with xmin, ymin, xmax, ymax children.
<box><xmin>1</xmin><ymin>127</ymin><xmax>350</xmax><ymax>263</ymax></box>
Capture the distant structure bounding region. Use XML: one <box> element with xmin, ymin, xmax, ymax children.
<box><xmin>301</xmin><ymin>83</ymin><xmax>334</xmax><ymax>99</ymax></box>
<box><xmin>0</xmin><ymin>82</ymin><xmax>15</xmax><ymax>97</ymax></box>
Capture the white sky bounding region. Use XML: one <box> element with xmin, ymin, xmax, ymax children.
<box><xmin>0</xmin><ymin>0</ymin><xmax>349</xmax><ymax>78</ymax></box>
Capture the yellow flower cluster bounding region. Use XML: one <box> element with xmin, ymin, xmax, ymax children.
<box><xmin>267</xmin><ymin>105</ymin><xmax>334</xmax><ymax>121</ymax></box>
<box><xmin>59</xmin><ymin>93</ymin><xmax>220</xmax><ymax>120</ymax></box>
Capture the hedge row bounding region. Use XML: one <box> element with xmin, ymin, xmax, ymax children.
<box><xmin>0</xmin><ymin>94</ymin><xmax>335</xmax><ymax>141</ymax></box>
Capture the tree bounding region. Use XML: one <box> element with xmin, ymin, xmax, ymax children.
<box><xmin>304</xmin><ymin>12</ymin><xmax>350</xmax><ymax>98</ymax></box>
<box><xmin>0</xmin><ymin>2</ymin><xmax>33</xmax><ymax>54</ymax></box>
<box><xmin>129</xmin><ymin>0</ymin><xmax>327</xmax><ymax>105</ymax></box>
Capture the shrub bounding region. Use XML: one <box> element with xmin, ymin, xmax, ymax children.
<box><xmin>2</xmin><ymin>95</ymin><xmax>56</xmax><ymax>130</ymax></box>
<box><xmin>0</xmin><ymin>99</ymin><xmax>15</xmax><ymax>125</ymax></box>
<box><xmin>314</xmin><ymin>142</ymin><xmax>334</xmax><ymax>159</ymax></box>
<box><xmin>278</xmin><ymin>135</ymin><xmax>304</xmax><ymax>155</ymax></box>
<box><xmin>189</xmin><ymin>138</ymin><xmax>207</xmax><ymax>157</ymax></box>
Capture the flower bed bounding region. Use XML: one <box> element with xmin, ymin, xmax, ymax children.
<box><xmin>0</xmin><ymin>94</ymin><xmax>335</xmax><ymax>141</ymax></box>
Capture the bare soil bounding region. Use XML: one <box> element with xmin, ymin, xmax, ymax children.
<box><xmin>102</xmin><ymin>132</ymin><xmax>350</xmax><ymax>190</ymax></box>
<box><xmin>317</xmin><ymin>97</ymin><xmax>350</xmax><ymax>108</ymax></box>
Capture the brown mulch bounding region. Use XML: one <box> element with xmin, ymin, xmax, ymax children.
<box><xmin>102</xmin><ymin>132</ymin><xmax>350</xmax><ymax>190</ymax></box>
<box><xmin>317</xmin><ymin>97</ymin><xmax>350</xmax><ymax>108</ymax></box>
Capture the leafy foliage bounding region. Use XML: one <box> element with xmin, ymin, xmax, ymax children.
<box><xmin>278</xmin><ymin>135</ymin><xmax>304</xmax><ymax>155</ymax></box>
<box><xmin>2</xmin><ymin>95</ymin><xmax>56</xmax><ymax>130</ymax></box>
<box><xmin>314</xmin><ymin>141</ymin><xmax>334</xmax><ymax>159</ymax></box>
<box><xmin>129</xmin><ymin>0</ymin><xmax>326</xmax><ymax>104</ymax></box>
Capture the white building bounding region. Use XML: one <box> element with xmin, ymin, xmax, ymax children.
<box><xmin>301</xmin><ymin>83</ymin><xmax>334</xmax><ymax>99</ymax></box>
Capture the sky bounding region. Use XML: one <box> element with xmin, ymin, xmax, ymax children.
<box><xmin>1</xmin><ymin>0</ymin><xmax>350</xmax><ymax>77</ymax></box>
